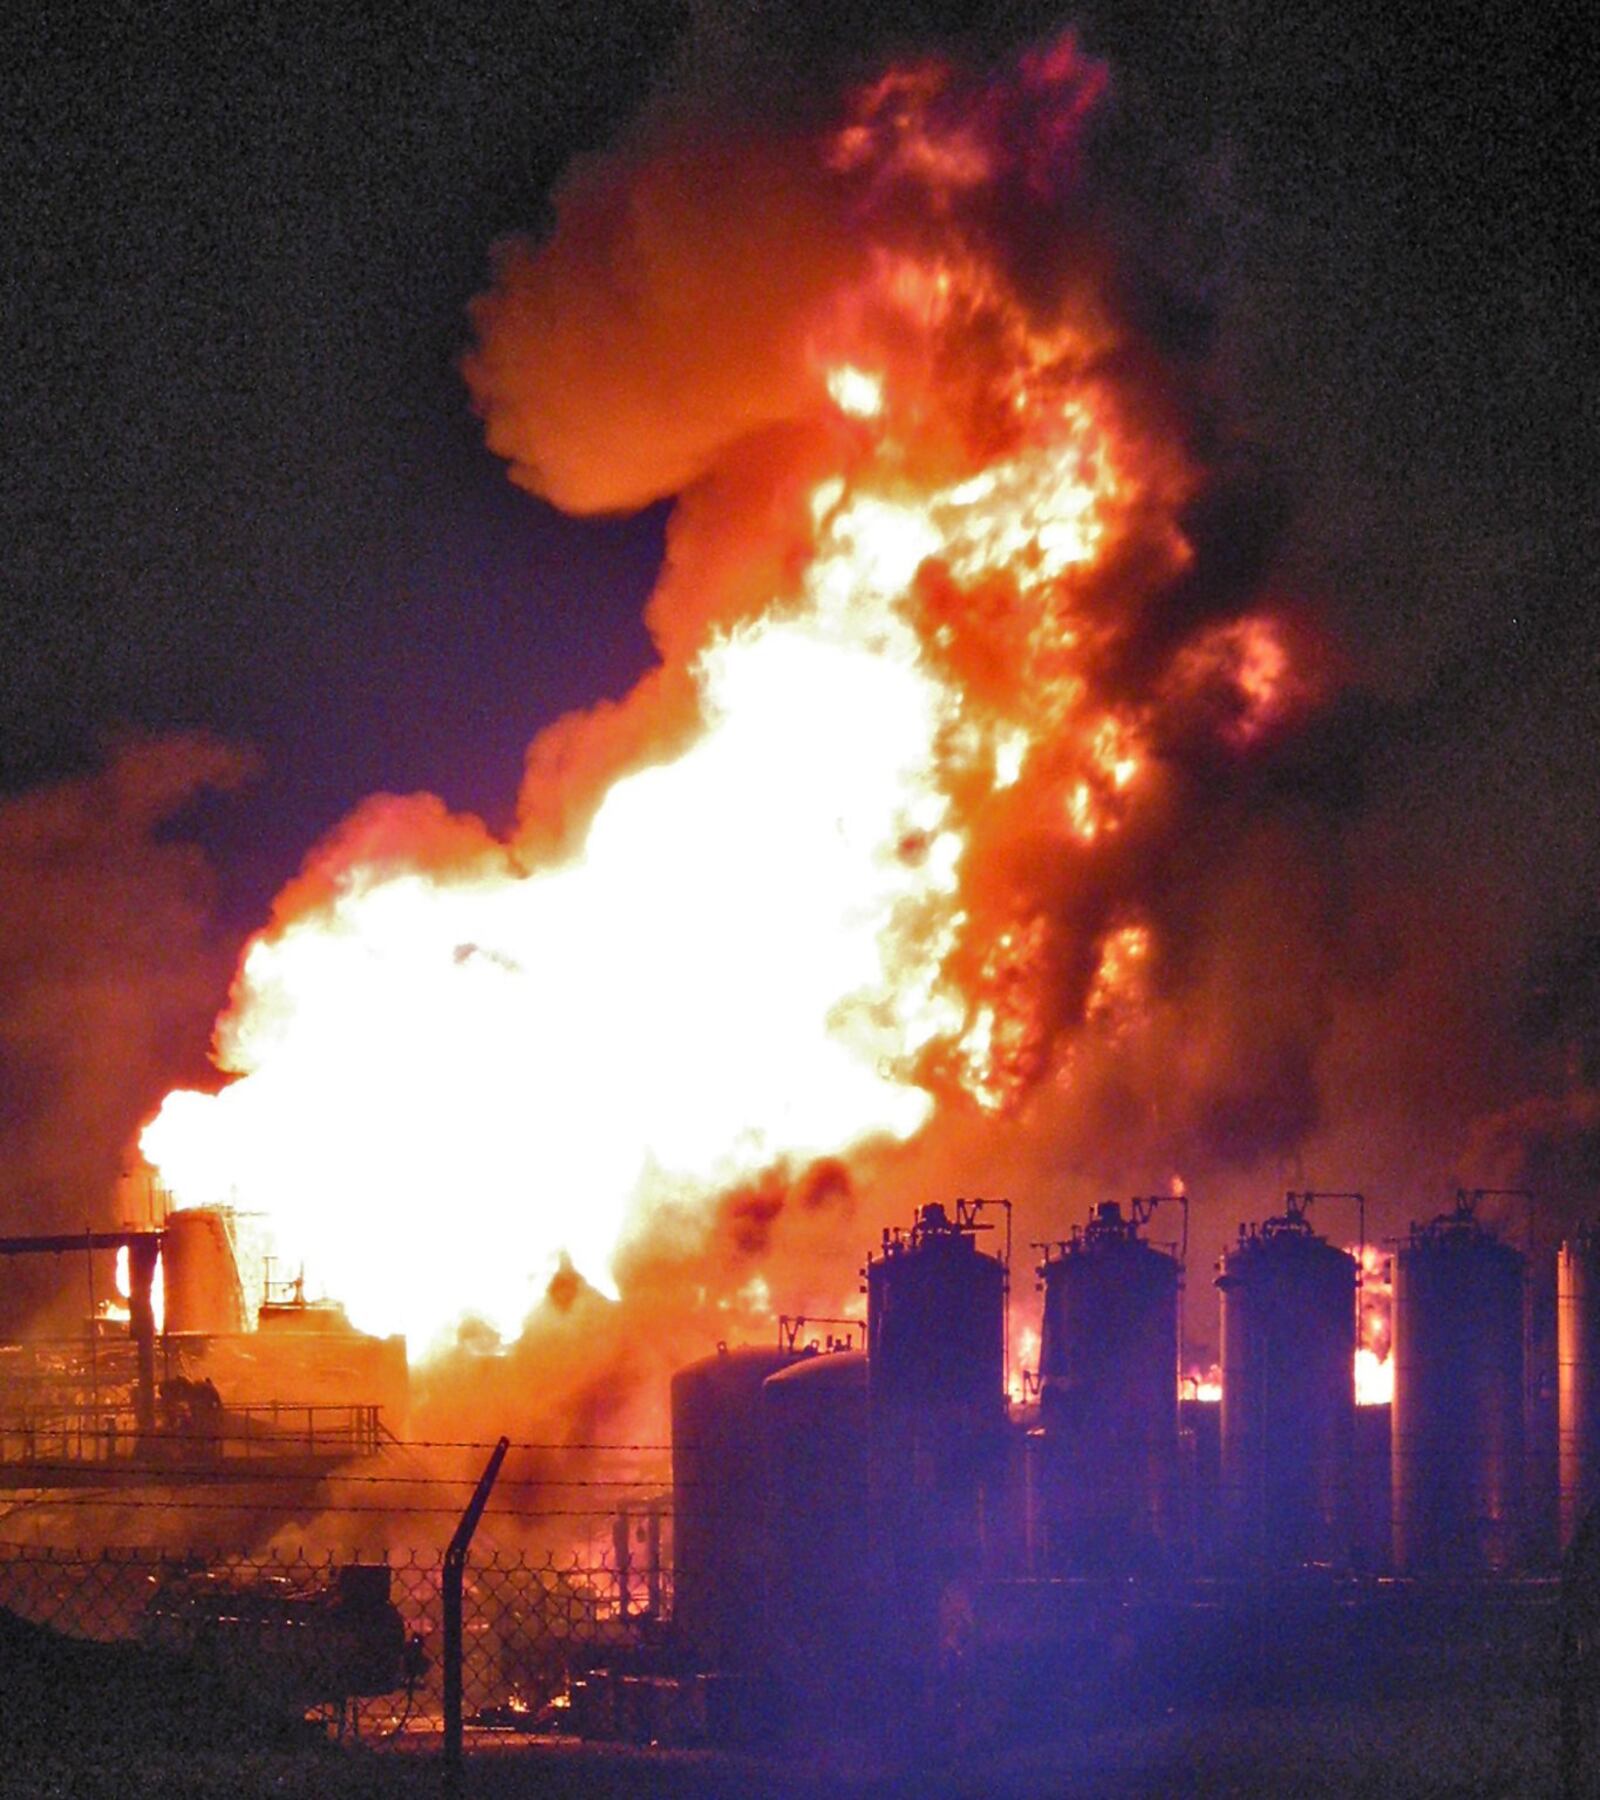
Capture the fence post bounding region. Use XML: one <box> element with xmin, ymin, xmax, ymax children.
<box><xmin>443</xmin><ymin>1435</ymin><xmax>509</xmax><ymax>1787</ymax></box>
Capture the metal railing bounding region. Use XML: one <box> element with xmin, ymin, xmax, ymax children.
<box><xmin>1</xmin><ymin>1401</ymin><xmax>386</xmax><ymax>1470</ymax></box>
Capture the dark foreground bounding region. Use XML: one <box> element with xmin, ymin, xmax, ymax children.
<box><xmin>0</xmin><ymin>1694</ymin><xmax>1566</xmax><ymax>1800</ymax></box>
<box><xmin>0</xmin><ymin>1584</ymin><xmax>1572</xmax><ymax>1799</ymax></box>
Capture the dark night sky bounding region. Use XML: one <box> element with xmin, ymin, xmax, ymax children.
<box><xmin>1</xmin><ymin>0</ymin><xmax>1593</xmax><ymax>927</ymax></box>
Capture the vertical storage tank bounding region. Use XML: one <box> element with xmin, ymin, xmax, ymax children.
<box><xmin>1033</xmin><ymin>1201</ymin><xmax>1179</xmax><ymax>1573</ymax></box>
<box><xmin>866</xmin><ymin>1202</ymin><xmax>1006</xmax><ymax>1668</ymax></box>
<box><xmin>1525</xmin><ymin>1240</ymin><xmax>1561</xmax><ymax>1568</ymax></box>
<box><xmin>671</xmin><ymin>1342</ymin><xmax>801</xmax><ymax>1670</ymax></box>
<box><xmin>1351</xmin><ymin>1402</ymin><xmax>1393</xmax><ymax>1572</ymax></box>
<box><xmin>161</xmin><ymin>1207</ymin><xmax>248</xmax><ymax>1336</ymax></box>
<box><xmin>762</xmin><ymin>1349</ymin><xmax>870</xmax><ymax>1730</ymax></box>
<box><xmin>1391</xmin><ymin>1195</ymin><xmax>1525</xmax><ymax>1573</ymax></box>
<box><xmin>1558</xmin><ymin>1229</ymin><xmax>1600</xmax><ymax>1550</ymax></box>
<box><xmin>1216</xmin><ymin>1197</ymin><xmax>1356</xmax><ymax>1568</ymax></box>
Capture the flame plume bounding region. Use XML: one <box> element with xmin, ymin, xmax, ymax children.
<box><xmin>141</xmin><ymin>37</ymin><xmax>1314</xmax><ymax>1355</ymax></box>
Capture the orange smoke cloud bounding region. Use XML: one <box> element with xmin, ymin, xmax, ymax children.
<box><xmin>0</xmin><ymin>737</ymin><xmax>248</xmax><ymax>1333</ymax></box>
<box><xmin>139</xmin><ymin>36</ymin><xmax>1352</xmax><ymax>1368</ymax></box>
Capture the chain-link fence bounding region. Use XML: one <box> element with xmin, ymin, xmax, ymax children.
<box><xmin>0</xmin><ymin>1537</ymin><xmax>672</xmax><ymax>1739</ymax></box>
<box><xmin>0</xmin><ymin>1440</ymin><xmax>675</xmax><ymax>1745</ymax></box>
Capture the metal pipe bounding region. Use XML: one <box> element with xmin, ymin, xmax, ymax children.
<box><xmin>443</xmin><ymin>1434</ymin><xmax>509</xmax><ymax>1785</ymax></box>
<box><xmin>126</xmin><ymin>1235</ymin><xmax>160</xmax><ymax>1433</ymax></box>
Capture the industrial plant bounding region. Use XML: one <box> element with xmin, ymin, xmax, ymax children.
<box><xmin>632</xmin><ymin>1188</ymin><xmax>1594</xmax><ymax>1752</ymax></box>
<box><xmin>0</xmin><ymin>1208</ymin><xmax>404</xmax><ymax>1480</ymax></box>
<box><xmin>6</xmin><ymin>1184</ymin><xmax>1600</xmax><ymax>1789</ymax></box>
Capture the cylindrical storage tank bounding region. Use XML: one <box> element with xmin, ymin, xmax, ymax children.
<box><xmin>1217</xmin><ymin>1204</ymin><xmax>1356</xmax><ymax>1568</ymax></box>
<box><xmin>1556</xmin><ymin>1231</ymin><xmax>1600</xmax><ymax>1551</ymax></box>
<box><xmin>866</xmin><ymin>1202</ymin><xmax>1004</xmax><ymax>1414</ymax></box>
<box><xmin>160</xmin><ymin>1207</ymin><xmax>247</xmax><ymax>1336</ymax></box>
<box><xmin>1034</xmin><ymin>1201</ymin><xmax>1179</xmax><ymax>1573</ymax></box>
<box><xmin>866</xmin><ymin>1202</ymin><xmax>1006</xmax><ymax>1669</ymax></box>
<box><xmin>1521</xmin><ymin>1241</ymin><xmax>1560</xmax><ymax>1570</ymax></box>
<box><xmin>1391</xmin><ymin>1200</ymin><xmax>1524</xmax><ymax>1573</ymax></box>
<box><xmin>1351</xmin><ymin>1402</ymin><xmax>1392</xmax><ymax>1572</ymax></box>
<box><xmin>762</xmin><ymin>1350</ymin><xmax>869</xmax><ymax>1731</ymax></box>
<box><xmin>671</xmin><ymin>1343</ymin><xmax>800</xmax><ymax>1671</ymax></box>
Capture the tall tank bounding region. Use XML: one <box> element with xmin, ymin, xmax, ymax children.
<box><xmin>1391</xmin><ymin>1195</ymin><xmax>1525</xmax><ymax>1573</ymax></box>
<box><xmin>1033</xmin><ymin>1201</ymin><xmax>1179</xmax><ymax>1573</ymax></box>
<box><xmin>1216</xmin><ymin>1197</ymin><xmax>1356</xmax><ymax>1568</ymax></box>
<box><xmin>1557</xmin><ymin>1230</ymin><xmax>1600</xmax><ymax>1550</ymax></box>
<box><xmin>161</xmin><ymin>1207</ymin><xmax>248</xmax><ymax>1336</ymax></box>
<box><xmin>865</xmin><ymin>1201</ymin><xmax>1006</xmax><ymax>1668</ymax></box>
<box><xmin>762</xmin><ymin>1349</ymin><xmax>870</xmax><ymax>1730</ymax></box>
<box><xmin>1351</xmin><ymin>1402</ymin><xmax>1393</xmax><ymax>1572</ymax></box>
<box><xmin>1526</xmin><ymin>1240</ymin><xmax>1561</xmax><ymax>1568</ymax></box>
<box><xmin>670</xmin><ymin>1342</ymin><xmax>801</xmax><ymax>1670</ymax></box>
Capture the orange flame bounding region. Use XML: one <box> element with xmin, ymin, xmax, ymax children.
<box><xmin>1352</xmin><ymin>1244</ymin><xmax>1393</xmax><ymax>1406</ymax></box>
<box><xmin>111</xmin><ymin>1242</ymin><xmax>165</xmax><ymax>1334</ymax></box>
<box><xmin>139</xmin><ymin>38</ymin><xmax>1310</xmax><ymax>1354</ymax></box>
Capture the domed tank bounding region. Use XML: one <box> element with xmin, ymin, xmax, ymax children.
<box><xmin>1392</xmin><ymin>1194</ymin><xmax>1524</xmax><ymax>1573</ymax></box>
<box><xmin>865</xmin><ymin>1201</ymin><xmax>1006</xmax><ymax>1664</ymax></box>
<box><xmin>1217</xmin><ymin>1197</ymin><xmax>1356</xmax><ymax>1568</ymax></box>
<box><xmin>161</xmin><ymin>1207</ymin><xmax>248</xmax><ymax>1336</ymax></box>
<box><xmin>1560</xmin><ymin>1228</ymin><xmax>1600</xmax><ymax>1550</ymax></box>
<box><xmin>866</xmin><ymin>1201</ymin><xmax>1005</xmax><ymax>1415</ymax></box>
<box><xmin>671</xmin><ymin>1342</ymin><xmax>801</xmax><ymax>1670</ymax></box>
<box><xmin>1033</xmin><ymin>1200</ymin><xmax>1180</xmax><ymax>1573</ymax></box>
<box><xmin>762</xmin><ymin>1349</ymin><xmax>870</xmax><ymax>1730</ymax></box>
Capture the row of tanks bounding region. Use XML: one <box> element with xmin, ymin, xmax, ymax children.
<box><xmin>671</xmin><ymin>1190</ymin><xmax>1600</xmax><ymax>1710</ymax></box>
<box><xmin>1030</xmin><ymin>1186</ymin><xmax>1591</xmax><ymax>1576</ymax></box>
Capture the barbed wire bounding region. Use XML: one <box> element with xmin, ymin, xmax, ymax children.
<box><xmin>384</xmin><ymin>1439</ymin><xmax>674</xmax><ymax>1454</ymax></box>
<box><xmin>0</xmin><ymin>1436</ymin><xmax>673</xmax><ymax>1454</ymax></box>
<box><xmin>2</xmin><ymin>1495</ymin><xmax>669</xmax><ymax>1516</ymax></box>
<box><xmin>0</xmin><ymin>1468</ymin><xmax>670</xmax><ymax>1488</ymax></box>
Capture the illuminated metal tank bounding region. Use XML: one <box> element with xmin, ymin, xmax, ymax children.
<box><xmin>762</xmin><ymin>1349</ymin><xmax>869</xmax><ymax>1728</ymax></box>
<box><xmin>1555</xmin><ymin>1230</ymin><xmax>1600</xmax><ymax>1550</ymax></box>
<box><xmin>670</xmin><ymin>1342</ymin><xmax>800</xmax><ymax>1671</ymax></box>
<box><xmin>1391</xmin><ymin>1195</ymin><xmax>1524</xmax><ymax>1573</ymax></box>
<box><xmin>1216</xmin><ymin>1198</ymin><xmax>1356</xmax><ymax>1567</ymax></box>
<box><xmin>866</xmin><ymin>1201</ymin><xmax>1006</xmax><ymax>1639</ymax></box>
<box><xmin>1521</xmin><ymin>1234</ymin><xmax>1561</xmax><ymax>1570</ymax></box>
<box><xmin>161</xmin><ymin>1206</ymin><xmax>248</xmax><ymax>1336</ymax></box>
<box><xmin>1033</xmin><ymin>1201</ymin><xmax>1179</xmax><ymax>1573</ymax></box>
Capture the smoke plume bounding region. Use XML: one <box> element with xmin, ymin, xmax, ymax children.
<box><xmin>0</xmin><ymin>737</ymin><xmax>248</xmax><ymax>1333</ymax></box>
<box><xmin>123</xmin><ymin>28</ymin><xmax>1595</xmax><ymax>1443</ymax></box>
